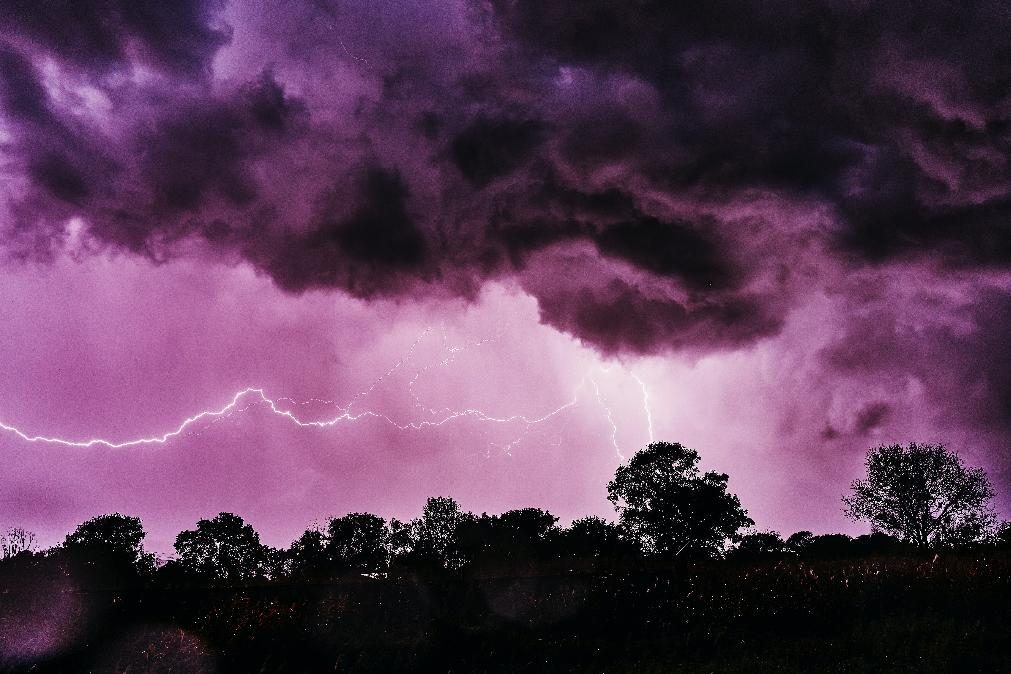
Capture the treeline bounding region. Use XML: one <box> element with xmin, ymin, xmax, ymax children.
<box><xmin>5</xmin><ymin>442</ymin><xmax>1011</xmax><ymax>672</ymax></box>
<box><xmin>4</xmin><ymin>509</ymin><xmax>1002</xmax><ymax>591</ymax></box>
<box><xmin>3</xmin><ymin>441</ymin><xmax>1008</xmax><ymax>588</ymax></box>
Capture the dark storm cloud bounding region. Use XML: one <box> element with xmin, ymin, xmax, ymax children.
<box><xmin>490</xmin><ymin>0</ymin><xmax>1011</xmax><ymax>260</ymax></box>
<box><xmin>450</xmin><ymin>117</ymin><xmax>544</xmax><ymax>187</ymax></box>
<box><xmin>45</xmin><ymin>69</ymin><xmax>308</xmax><ymax>260</ymax></box>
<box><xmin>853</xmin><ymin>401</ymin><xmax>891</xmax><ymax>435</ymax></box>
<box><xmin>0</xmin><ymin>0</ymin><xmax>230</xmax><ymax>76</ymax></box>
<box><xmin>28</xmin><ymin>153</ymin><xmax>91</xmax><ymax>205</ymax></box>
<box><xmin>532</xmin><ymin>276</ymin><xmax>782</xmax><ymax>356</ymax></box>
<box><xmin>841</xmin><ymin>195</ymin><xmax>1011</xmax><ymax>268</ymax></box>
<box><xmin>0</xmin><ymin>48</ymin><xmax>51</xmax><ymax>123</ymax></box>
<box><xmin>265</xmin><ymin>167</ymin><xmax>432</xmax><ymax>297</ymax></box>
<box><xmin>132</xmin><ymin>72</ymin><xmax>305</xmax><ymax>219</ymax></box>
<box><xmin>594</xmin><ymin>217</ymin><xmax>734</xmax><ymax>291</ymax></box>
<box><xmin>820</xmin><ymin>282</ymin><xmax>1011</xmax><ymax>443</ymax></box>
<box><xmin>558</xmin><ymin>107</ymin><xmax>641</xmax><ymax>165</ymax></box>
<box><xmin>2</xmin><ymin>0</ymin><xmax>1011</xmax><ymax>355</ymax></box>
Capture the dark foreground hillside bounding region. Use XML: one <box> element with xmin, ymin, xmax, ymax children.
<box><xmin>4</xmin><ymin>552</ymin><xmax>1011</xmax><ymax>673</ymax></box>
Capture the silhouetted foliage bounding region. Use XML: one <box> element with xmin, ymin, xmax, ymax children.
<box><xmin>558</xmin><ymin>516</ymin><xmax>635</xmax><ymax>557</ymax></box>
<box><xmin>729</xmin><ymin>530</ymin><xmax>791</xmax><ymax>561</ymax></box>
<box><xmin>802</xmin><ymin>533</ymin><xmax>857</xmax><ymax>559</ymax></box>
<box><xmin>843</xmin><ymin>443</ymin><xmax>996</xmax><ymax>547</ymax></box>
<box><xmin>398</xmin><ymin>496</ymin><xmax>473</xmax><ymax>571</ymax></box>
<box><xmin>388</xmin><ymin>517</ymin><xmax>415</xmax><ymax>561</ymax></box>
<box><xmin>851</xmin><ymin>532</ymin><xmax>908</xmax><ymax>556</ymax></box>
<box><xmin>607</xmin><ymin>441</ymin><xmax>754</xmax><ymax>558</ymax></box>
<box><xmin>0</xmin><ymin>528</ymin><xmax>42</xmax><ymax>593</ymax></box>
<box><xmin>7</xmin><ymin>439</ymin><xmax>1011</xmax><ymax>672</ymax></box>
<box><xmin>1</xmin><ymin>527</ymin><xmax>37</xmax><ymax>559</ymax></box>
<box><xmin>457</xmin><ymin>508</ymin><xmax>559</xmax><ymax>572</ymax></box>
<box><xmin>172</xmin><ymin>512</ymin><xmax>268</xmax><ymax>583</ymax></box>
<box><xmin>61</xmin><ymin>513</ymin><xmax>155</xmax><ymax>578</ymax></box>
<box><xmin>284</xmin><ymin>527</ymin><xmax>329</xmax><ymax>579</ymax></box>
<box><xmin>785</xmin><ymin>530</ymin><xmax>815</xmax><ymax>553</ymax></box>
<box><xmin>997</xmin><ymin>521</ymin><xmax>1011</xmax><ymax>549</ymax></box>
<box><xmin>494</xmin><ymin>508</ymin><xmax>559</xmax><ymax>542</ymax></box>
<box><xmin>325</xmin><ymin>512</ymin><xmax>390</xmax><ymax>575</ymax></box>
<box><xmin>261</xmin><ymin>545</ymin><xmax>287</xmax><ymax>579</ymax></box>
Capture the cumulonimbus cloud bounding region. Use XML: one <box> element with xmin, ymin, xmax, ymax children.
<box><xmin>1</xmin><ymin>0</ymin><xmax>1009</xmax><ymax>361</ymax></box>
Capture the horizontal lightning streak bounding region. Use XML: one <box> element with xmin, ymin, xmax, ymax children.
<box><xmin>0</xmin><ymin>327</ymin><xmax>655</xmax><ymax>457</ymax></box>
<box><xmin>0</xmin><ymin>385</ymin><xmax>584</xmax><ymax>449</ymax></box>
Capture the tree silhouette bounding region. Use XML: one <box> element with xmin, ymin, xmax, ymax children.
<box><xmin>402</xmin><ymin>496</ymin><xmax>473</xmax><ymax>570</ymax></box>
<box><xmin>801</xmin><ymin>533</ymin><xmax>856</xmax><ymax>558</ymax></box>
<box><xmin>730</xmin><ymin>530</ymin><xmax>791</xmax><ymax>560</ymax></box>
<box><xmin>843</xmin><ymin>443</ymin><xmax>996</xmax><ymax>547</ymax></box>
<box><xmin>62</xmin><ymin>513</ymin><xmax>155</xmax><ymax>576</ymax></box>
<box><xmin>325</xmin><ymin>512</ymin><xmax>390</xmax><ymax>575</ymax></box>
<box><xmin>555</xmin><ymin>516</ymin><xmax>638</xmax><ymax>571</ymax></box>
<box><xmin>785</xmin><ymin>530</ymin><xmax>815</xmax><ymax>553</ymax></box>
<box><xmin>456</xmin><ymin>508</ymin><xmax>559</xmax><ymax>572</ymax></box>
<box><xmin>285</xmin><ymin>527</ymin><xmax>329</xmax><ymax>579</ymax></box>
<box><xmin>494</xmin><ymin>508</ymin><xmax>559</xmax><ymax>544</ymax></box>
<box><xmin>607</xmin><ymin>441</ymin><xmax>754</xmax><ymax>558</ymax></box>
<box><xmin>559</xmin><ymin>516</ymin><xmax>629</xmax><ymax>557</ymax></box>
<box><xmin>1</xmin><ymin>528</ymin><xmax>37</xmax><ymax>560</ymax></box>
<box><xmin>997</xmin><ymin>521</ymin><xmax>1011</xmax><ymax>549</ymax></box>
<box><xmin>388</xmin><ymin>518</ymin><xmax>416</xmax><ymax>562</ymax></box>
<box><xmin>174</xmin><ymin>512</ymin><xmax>267</xmax><ymax>583</ymax></box>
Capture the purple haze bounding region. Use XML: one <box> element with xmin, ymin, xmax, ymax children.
<box><xmin>1</xmin><ymin>1</ymin><xmax>1010</xmax><ymax>554</ymax></box>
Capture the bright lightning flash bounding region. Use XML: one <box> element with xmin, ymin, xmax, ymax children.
<box><xmin>0</xmin><ymin>329</ymin><xmax>656</xmax><ymax>459</ymax></box>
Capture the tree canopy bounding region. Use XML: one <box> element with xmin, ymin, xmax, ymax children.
<box><xmin>607</xmin><ymin>441</ymin><xmax>753</xmax><ymax>558</ymax></box>
<box><xmin>456</xmin><ymin>507</ymin><xmax>559</xmax><ymax>569</ymax></box>
<box><xmin>6</xmin><ymin>440</ymin><xmax>1006</xmax><ymax>591</ymax></box>
<box><xmin>843</xmin><ymin>443</ymin><xmax>996</xmax><ymax>547</ymax></box>
<box><xmin>326</xmin><ymin>512</ymin><xmax>390</xmax><ymax>575</ymax></box>
<box><xmin>401</xmin><ymin>496</ymin><xmax>473</xmax><ymax>570</ymax></box>
<box><xmin>62</xmin><ymin>513</ymin><xmax>155</xmax><ymax>575</ymax></box>
<box><xmin>174</xmin><ymin>512</ymin><xmax>268</xmax><ymax>582</ymax></box>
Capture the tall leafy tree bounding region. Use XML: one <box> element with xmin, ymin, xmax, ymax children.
<box><xmin>63</xmin><ymin>513</ymin><xmax>155</xmax><ymax>575</ymax></box>
<box><xmin>557</xmin><ymin>516</ymin><xmax>635</xmax><ymax>560</ymax></box>
<box><xmin>285</xmin><ymin>527</ymin><xmax>329</xmax><ymax>578</ymax></box>
<box><xmin>607</xmin><ymin>441</ymin><xmax>753</xmax><ymax>558</ymax></box>
<box><xmin>326</xmin><ymin>512</ymin><xmax>390</xmax><ymax>575</ymax></box>
<box><xmin>174</xmin><ymin>512</ymin><xmax>267</xmax><ymax>583</ymax></box>
<box><xmin>405</xmin><ymin>496</ymin><xmax>473</xmax><ymax>570</ymax></box>
<box><xmin>843</xmin><ymin>443</ymin><xmax>995</xmax><ymax>547</ymax></box>
<box><xmin>388</xmin><ymin>518</ymin><xmax>416</xmax><ymax>561</ymax></box>
<box><xmin>456</xmin><ymin>508</ymin><xmax>559</xmax><ymax>565</ymax></box>
<box><xmin>729</xmin><ymin>531</ymin><xmax>791</xmax><ymax>560</ymax></box>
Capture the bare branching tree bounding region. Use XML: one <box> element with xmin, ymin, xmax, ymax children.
<box><xmin>1</xmin><ymin>527</ymin><xmax>38</xmax><ymax>559</ymax></box>
<box><xmin>843</xmin><ymin>443</ymin><xmax>995</xmax><ymax>547</ymax></box>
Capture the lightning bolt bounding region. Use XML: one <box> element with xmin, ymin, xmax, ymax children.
<box><xmin>339</xmin><ymin>39</ymin><xmax>369</xmax><ymax>66</ymax></box>
<box><xmin>631</xmin><ymin>372</ymin><xmax>655</xmax><ymax>443</ymax></box>
<box><xmin>0</xmin><ymin>385</ymin><xmax>589</xmax><ymax>449</ymax></box>
<box><xmin>590</xmin><ymin>376</ymin><xmax>624</xmax><ymax>460</ymax></box>
<box><xmin>0</xmin><ymin>328</ymin><xmax>653</xmax><ymax>459</ymax></box>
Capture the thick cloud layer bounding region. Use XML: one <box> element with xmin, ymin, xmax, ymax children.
<box><xmin>3</xmin><ymin>0</ymin><xmax>1005</xmax><ymax>359</ymax></box>
<box><xmin>2</xmin><ymin>0</ymin><xmax>1011</xmax><ymax>522</ymax></box>
<box><xmin>3</xmin><ymin>0</ymin><xmax>229</xmax><ymax>76</ymax></box>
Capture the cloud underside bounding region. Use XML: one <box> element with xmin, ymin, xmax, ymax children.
<box><xmin>0</xmin><ymin>0</ymin><xmax>1008</xmax><ymax>375</ymax></box>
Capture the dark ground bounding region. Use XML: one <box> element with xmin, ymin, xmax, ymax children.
<box><xmin>3</xmin><ymin>553</ymin><xmax>1011</xmax><ymax>672</ymax></box>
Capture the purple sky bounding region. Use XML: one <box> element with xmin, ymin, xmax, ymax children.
<box><xmin>1</xmin><ymin>1</ymin><xmax>1010</xmax><ymax>555</ymax></box>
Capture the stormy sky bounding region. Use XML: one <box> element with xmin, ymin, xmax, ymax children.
<box><xmin>1</xmin><ymin>0</ymin><xmax>1010</xmax><ymax>553</ymax></box>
